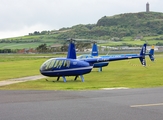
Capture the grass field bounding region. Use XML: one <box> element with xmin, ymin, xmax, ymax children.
<box><xmin>1</xmin><ymin>35</ymin><xmax>163</xmax><ymax>49</ymax></box>
<box><xmin>0</xmin><ymin>40</ymin><xmax>161</xmax><ymax>49</ymax></box>
<box><xmin>0</xmin><ymin>42</ymin><xmax>54</xmax><ymax>49</ymax></box>
<box><xmin>0</xmin><ymin>53</ymin><xmax>163</xmax><ymax>90</ymax></box>
<box><xmin>0</xmin><ymin>54</ymin><xmax>52</xmax><ymax>80</ymax></box>
<box><xmin>100</xmin><ymin>40</ymin><xmax>163</xmax><ymax>46</ymax></box>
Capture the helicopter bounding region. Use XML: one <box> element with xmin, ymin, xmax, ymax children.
<box><xmin>40</xmin><ymin>39</ymin><xmax>154</xmax><ymax>82</ymax></box>
<box><xmin>77</xmin><ymin>42</ymin><xmax>155</xmax><ymax>72</ymax></box>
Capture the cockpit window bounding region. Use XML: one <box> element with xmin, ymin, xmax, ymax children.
<box><xmin>40</xmin><ymin>58</ymin><xmax>55</xmax><ymax>71</ymax></box>
<box><xmin>63</xmin><ymin>60</ymin><xmax>70</xmax><ymax>67</ymax></box>
<box><xmin>54</xmin><ymin>60</ymin><xmax>63</xmax><ymax>68</ymax></box>
<box><xmin>41</xmin><ymin>58</ymin><xmax>70</xmax><ymax>71</ymax></box>
<box><xmin>77</xmin><ymin>55</ymin><xmax>93</xmax><ymax>59</ymax></box>
<box><xmin>48</xmin><ymin>60</ymin><xmax>55</xmax><ymax>69</ymax></box>
<box><xmin>53</xmin><ymin>60</ymin><xmax>70</xmax><ymax>68</ymax></box>
<box><xmin>53</xmin><ymin>60</ymin><xmax>59</xmax><ymax>68</ymax></box>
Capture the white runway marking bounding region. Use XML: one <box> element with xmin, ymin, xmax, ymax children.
<box><xmin>101</xmin><ymin>87</ymin><xmax>129</xmax><ymax>90</ymax></box>
<box><xmin>130</xmin><ymin>103</ymin><xmax>163</xmax><ymax>108</ymax></box>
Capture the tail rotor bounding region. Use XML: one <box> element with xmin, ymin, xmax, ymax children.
<box><xmin>139</xmin><ymin>44</ymin><xmax>155</xmax><ymax>66</ymax></box>
<box><xmin>148</xmin><ymin>45</ymin><xmax>155</xmax><ymax>61</ymax></box>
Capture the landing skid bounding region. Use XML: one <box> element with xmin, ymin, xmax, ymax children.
<box><xmin>53</xmin><ymin>76</ymin><xmax>66</xmax><ymax>82</ymax></box>
<box><xmin>45</xmin><ymin>75</ymin><xmax>85</xmax><ymax>82</ymax></box>
<box><xmin>80</xmin><ymin>75</ymin><xmax>84</xmax><ymax>82</ymax></box>
<box><xmin>57</xmin><ymin>76</ymin><xmax>60</xmax><ymax>81</ymax></box>
<box><xmin>74</xmin><ymin>76</ymin><xmax>79</xmax><ymax>81</ymax></box>
<box><xmin>98</xmin><ymin>67</ymin><xmax>102</xmax><ymax>72</ymax></box>
<box><xmin>74</xmin><ymin>75</ymin><xmax>84</xmax><ymax>82</ymax></box>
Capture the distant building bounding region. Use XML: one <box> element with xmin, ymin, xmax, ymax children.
<box><xmin>18</xmin><ymin>48</ymin><xmax>36</xmax><ymax>53</ymax></box>
<box><xmin>146</xmin><ymin>2</ymin><xmax>149</xmax><ymax>12</ymax></box>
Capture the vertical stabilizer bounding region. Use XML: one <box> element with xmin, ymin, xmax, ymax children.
<box><xmin>67</xmin><ymin>41</ymin><xmax>76</xmax><ymax>59</ymax></box>
<box><xmin>140</xmin><ymin>43</ymin><xmax>146</xmax><ymax>56</ymax></box>
<box><xmin>139</xmin><ymin>43</ymin><xmax>146</xmax><ymax>66</ymax></box>
<box><xmin>91</xmin><ymin>42</ymin><xmax>98</xmax><ymax>56</ymax></box>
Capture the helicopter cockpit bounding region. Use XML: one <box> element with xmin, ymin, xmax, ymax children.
<box><xmin>40</xmin><ymin>58</ymin><xmax>70</xmax><ymax>71</ymax></box>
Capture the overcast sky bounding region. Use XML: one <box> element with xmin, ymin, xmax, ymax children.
<box><xmin>0</xmin><ymin>0</ymin><xmax>163</xmax><ymax>39</ymax></box>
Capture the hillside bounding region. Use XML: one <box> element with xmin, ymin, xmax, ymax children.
<box><xmin>96</xmin><ymin>12</ymin><xmax>163</xmax><ymax>37</ymax></box>
<box><xmin>47</xmin><ymin>12</ymin><xmax>163</xmax><ymax>39</ymax></box>
<box><xmin>1</xmin><ymin>12</ymin><xmax>163</xmax><ymax>51</ymax></box>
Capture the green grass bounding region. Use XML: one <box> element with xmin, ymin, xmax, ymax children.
<box><xmin>0</xmin><ymin>54</ymin><xmax>66</xmax><ymax>80</ymax></box>
<box><xmin>1</xmin><ymin>36</ymin><xmax>163</xmax><ymax>49</ymax></box>
<box><xmin>100</xmin><ymin>40</ymin><xmax>146</xmax><ymax>46</ymax></box>
<box><xmin>0</xmin><ymin>58</ymin><xmax>46</xmax><ymax>80</ymax></box>
<box><xmin>100</xmin><ymin>40</ymin><xmax>163</xmax><ymax>46</ymax></box>
<box><xmin>4</xmin><ymin>35</ymin><xmax>43</xmax><ymax>40</ymax></box>
<box><xmin>0</xmin><ymin>54</ymin><xmax>163</xmax><ymax>90</ymax></box>
<box><xmin>0</xmin><ymin>43</ymin><xmax>53</xmax><ymax>49</ymax></box>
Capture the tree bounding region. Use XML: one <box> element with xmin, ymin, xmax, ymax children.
<box><xmin>34</xmin><ymin>31</ymin><xmax>40</xmax><ymax>35</ymax></box>
<box><xmin>36</xmin><ymin>44</ymin><xmax>48</xmax><ymax>53</ymax></box>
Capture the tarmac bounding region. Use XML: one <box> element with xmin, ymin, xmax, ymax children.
<box><xmin>0</xmin><ymin>88</ymin><xmax>163</xmax><ymax>120</ymax></box>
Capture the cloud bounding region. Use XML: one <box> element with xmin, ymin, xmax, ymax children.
<box><xmin>0</xmin><ymin>0</ymin><xmax>163</xmax><ymax>38</ymax></box>
<box><xmin>0</xmin><ymin>23</ymin><xmax>52</xmax><ymax>38</ymax></box>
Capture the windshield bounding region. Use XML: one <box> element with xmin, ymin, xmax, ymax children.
<box><xmin>40</xmin><ymin>58</ymin><xmax>70</xmax><ymax>71</ymax></box>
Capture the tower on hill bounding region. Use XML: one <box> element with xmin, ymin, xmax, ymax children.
<box><xmin>146</xmin><ymin>2</ymin><xmax>149</xmax><ymax>12</ymax></box>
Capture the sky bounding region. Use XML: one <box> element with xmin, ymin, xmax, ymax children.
<box><xmin>0</xmin><ymin>0</ymin><xmax>163</xmax><ymax>39</ymax></box>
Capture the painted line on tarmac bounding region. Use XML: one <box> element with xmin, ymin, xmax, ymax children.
<box><xmin>101</xmin><ymin>87</ymin><xmax>129</xmax><ymax>90</ymax></box>
<box><xmin>130</xmin><ymin>103</ymin><xmax>163</xmax><ymax>108</ymax></box>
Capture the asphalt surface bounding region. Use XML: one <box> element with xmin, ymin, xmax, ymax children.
<box><xmin>0</xmin><ymin>88</ymin><xmax>163</xmax><ymax>120</ymax></box>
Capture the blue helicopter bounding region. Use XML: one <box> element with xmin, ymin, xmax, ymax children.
<box><xmin>77</xmin><ymin>42</ymin><xmax>155</xmax><ymax>72</ymax></box>
<box><xmin>40</xmin><ymin>39</ymin><xmax>154</xmax><ymax>82</ymax></box>
<box><xmin>77</xmin><ymin>42</ymin><xmax>108</xmax><ymax>72</ymax></box>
